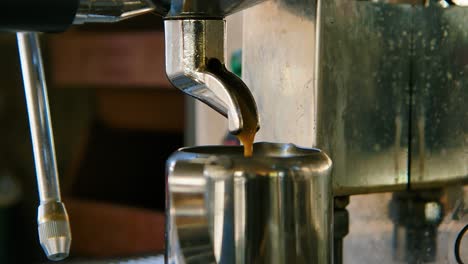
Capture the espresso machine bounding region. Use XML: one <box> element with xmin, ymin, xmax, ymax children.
<box><xmin>165</xmin><ymin>0</ymin><xmax>468</xmax><ymax>263</ymax></box>
<box><xmin>1</xmin><ymin>0</ymin><xmax>467</xmax><ymax>263</ymax></box>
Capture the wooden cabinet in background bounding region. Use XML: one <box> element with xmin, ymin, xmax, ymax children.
<box><xmin>96</xmin><ymin>90</ymin><xmax>185</xmax><ymax>132</ymax></box>
<box><xmin>48</xmin><ymin>31</ymin><xmax>171</xmax><ymax>89</ymax></box>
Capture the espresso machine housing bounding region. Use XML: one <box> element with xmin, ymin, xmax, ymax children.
<box><xmin>241</xmin><ymin>0</ymin><xmax>468</xmax><ymax>263</ymax></box>
<box><xmin>0</xmin><ymin>0</ymin><xmax>467</xmax><ymax>263</ymax></box>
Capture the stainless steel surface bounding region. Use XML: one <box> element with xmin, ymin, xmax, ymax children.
<box><xmin>73</xmin><ymin>0</ymin><xmax>156</xmax><ymax>24</ymax></box>
<box><xmin>361</xmin><ymin>0</ymin><xmax>468</xmax><ymax>7</ymax></box>
<box><xmin>76</xmin><ymin>0</ymin><xmax>267</xmax><ymax>19</ymax></box>
<box><xmin>42</xmin><ymin>255</ymin><xmax>165</xmax><ymax>264</ymax></box>
<box><xmin>243</xmin><ymin>0</ymin><xmax>467</xmax><ymax>195</ymax></box>
<box><xmin>166</xmin><ymin>0</ymin><xmax>266</xmax><ymax>18</ymax></box>
<box><xmin>242</xmin><ymin>0</ymin><xmax>467</xmax><ymax>262</ymax></box>
<box><xmin>167</xmin><ymin>142</ymin><xmax>332</xmax><ymax>263</ymax></box>
<box><xmin>318</xmin><ymin>0</ymin><xmax>412</xmax><ymax>194</ymax></box>
<box><xmin>17</xmin><ymin>32</ymin><xmax>71</xmax><ymax>261</ymax></box>
<box><xmin>243</xmin><ymin>0</ymin><xmax>321</xmax><ymax>147</ymax></box>
<box><xmin>410</xmin><ymin>4</ymin><xmax>468</xmax><ymax>189</ymax></box>
<box><xmin>244</xmin><ymin>0</ymin><xmax>409</xmax><ymax>194</ymax></box>
<box><xmin>165</xmin><ymin>19</ymin><xmax>259</xmax><ymax>134</ymax></box>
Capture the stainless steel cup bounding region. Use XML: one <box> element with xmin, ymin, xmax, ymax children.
<box><xmin>166</xmin><ymin>142</ymin><xmax>333</xmax><ymax>264</ymax></box>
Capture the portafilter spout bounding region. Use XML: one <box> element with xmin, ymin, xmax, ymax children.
<box><xmin>165</xmin><ymin>19</ymin><xmax>259</xmax><ymax>135</ymax></box>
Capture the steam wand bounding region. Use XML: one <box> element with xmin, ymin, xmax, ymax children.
<box><xmin>17</xmin><ymin>32</ymin><xmax>71</xmax><ymax>261</ymax></box>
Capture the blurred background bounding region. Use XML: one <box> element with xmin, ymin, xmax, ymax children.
<box><xmin>0</xmin><ymin>12</ymin><xmax>242</xmax><ymax>263</ymax></box>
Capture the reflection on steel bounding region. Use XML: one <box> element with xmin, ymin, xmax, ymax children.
<box><xmin>73</xmin><ymin>0</ymin><xmax>156</xmax><ymax>24</ymax></box>
<box><xmin>244</xmin><ymin>0</ymin><xmax>409</xmax><ymax>194</ymax></box>
<box><xmin>17</xmin><ymin>33</ymin><xmax>71</xmax><ymax>261</ymax></box>
<box><xmin>75</xmin><ymin>0</ymin><xmax>268</xmax><ymax>19</ymax></box>
<box><xmin>410</xmin><ymin>4</ymin><xmax>468</xmax><ymax>189</ymax></box>
<box><xmin>166</xmin><ymin>0</ymin><xmax>266</xmax><ymax>18</ymax></box>
<box><xmin>242</xmin><ymin>1</ymin><xmax>467</xmax><ymax>262</ymax></box>
<box><xmin>361</xmin><ymin>0</ymin><xmax>468</xmax><ymax>7</ymax></box>
<box><xmin>243</xmin><ymin>0</ymin><xmax>467</xmax><ymax>195</ymax></box>
<box><xmin>167</xmin><ymin>142</ymin><xmax>332</xmax><ymax>263</ymax></box>
<box><xmin>318</xmin><ymin>0</ymin><xmax>412</xmax><ymax>194</ymax></box>
<box><xmin>165</xmin><ymin>19</ymin><xmax>259</xmax><ymax>134</ymax></box>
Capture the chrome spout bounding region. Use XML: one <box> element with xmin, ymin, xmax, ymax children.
<box><xmin>164</xmin><ymin>19</ymin><xmax>259</xmax><ymax>134</ymax></box>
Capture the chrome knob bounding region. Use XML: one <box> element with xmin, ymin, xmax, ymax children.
<box><xmin>37</xmin><ymin>202</ymin><xmax>71</xmax><ymax>261</ymax></box>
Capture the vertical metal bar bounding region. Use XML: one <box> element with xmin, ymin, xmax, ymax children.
<box><xmin>17</xmin><ymin>32</ymin><xmax>60</xmax><ymax>203</ymax></box>
<box><xmin>17</xmin><ymin>32</ymin><xmax>71</xmax><ymax>261</ymax></box>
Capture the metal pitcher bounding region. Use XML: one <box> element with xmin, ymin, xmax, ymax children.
<box><xmin>166</xmin><ymin>142</ymin><xmax>333</xmax><ymax>264</ymax></box>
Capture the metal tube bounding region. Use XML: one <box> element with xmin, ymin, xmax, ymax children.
<box><xmin>17</xmin><ymin>32</ymin><xmax>71</xmax><ymax>261</ymax></box>
<box><xmin>17</xmin><ymin>33</ymin><xmax>60</xmax><ymax>203</ymax></box>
